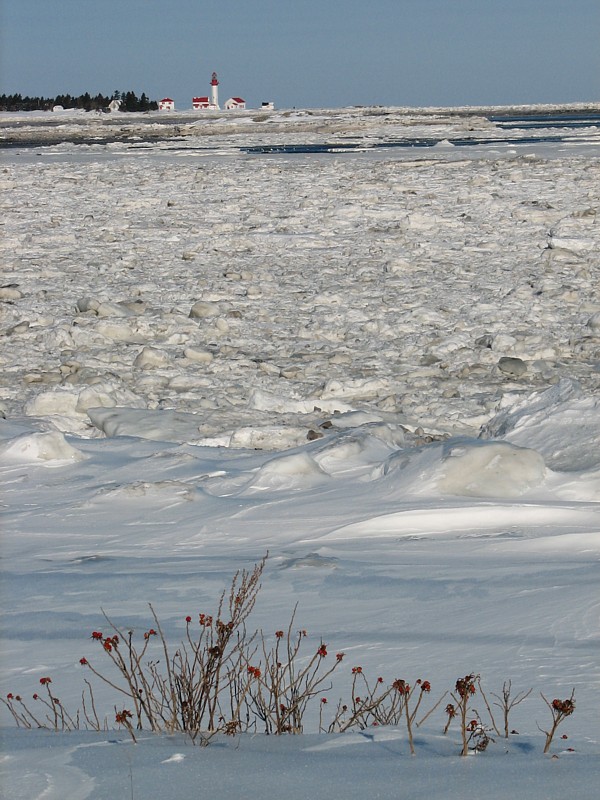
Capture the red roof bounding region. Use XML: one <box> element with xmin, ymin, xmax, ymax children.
<box><xmin>193</xmin><ymin>97</ymin><xmax>209</xmax><ymax>103</ymax></box>
<box><xmin>160</xmin><ymin>98</ymin><xmax>173</xmax><ymax>103</ymax></box>
<box><xmin>231</xmin><ymin>97</ymin><xmax>245</xmax><ymax>104</ymax></box>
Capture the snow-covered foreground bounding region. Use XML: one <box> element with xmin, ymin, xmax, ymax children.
<box><xmin>1</xmin><ymin>106</ymin><xmax>599</xmax><ymax>798</ymax></box>
<box><xmin>3</xmin><ymin>728</ymin><xmax>599</xmax><ymax>800</ymax></box>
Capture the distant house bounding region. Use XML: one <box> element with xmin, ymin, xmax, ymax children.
<box><xmin>158</xmin><ymin>98</ymin><xmax>175</xmax><ymax>111</ymax></box>
<box><xmin>224</xmin><ymin>97</ymin><xmax>246</xmax><ymax>110</ymax></box>
<box><xmin>261</xmin><ymin>101</ymin><xmax>275</xmax><ymax>110</ymax></box>
<box><xmin>192</xmin><ymin>96</ymin><xmax>212</xmax><ymax>110</ymax></box>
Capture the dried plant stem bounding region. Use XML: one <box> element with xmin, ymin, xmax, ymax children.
<box><xmin>476</xmin><ymin>677</ymin><xmax>500</xmax><ymax>737</ymax></box>
<box><xmin>491</xmin><ymin>680</ymin><xmax>532</xmax><ymax>738</ymax></box>
<box><xmin>416</xmin><ymin>691</ymin><xmax>447</xmax><ymax>728</ymax></box>
<box><xmin>404</xmin><ymin>690</ymin><xmax>415</xmax><ymax>755</ymax></box>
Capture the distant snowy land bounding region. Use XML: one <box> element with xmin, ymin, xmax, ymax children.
<box><xmin>1</xmin><ymin>105</ymin><xmax>599</xmax><ymax>799</ymax></box>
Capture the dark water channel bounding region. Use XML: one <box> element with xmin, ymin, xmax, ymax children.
<box><xmin>242</xmin><ymin>113</ymin><xmax>600</xmax><ymax>155</ymax></box>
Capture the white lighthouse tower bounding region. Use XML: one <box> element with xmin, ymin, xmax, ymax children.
<box><xmin>210</xmin><ymin>72</ymin><xmax>220</xmax><ymax>110</ymax></box>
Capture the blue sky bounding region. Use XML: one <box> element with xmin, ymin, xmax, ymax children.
<box><xmin>1</xmin><ymin>0</ymin><xmax>598</xmax><ymax>109</ymax></box>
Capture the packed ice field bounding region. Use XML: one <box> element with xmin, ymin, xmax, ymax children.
<box><xmin>1</xmin><ymin>104</ymin><xmax>599</xmax><ymax>798</ymax></box>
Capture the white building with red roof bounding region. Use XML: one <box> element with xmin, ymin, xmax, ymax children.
<box><xmin>224</xmin><ymin>97</ymin><xmax>246</xmax><ymax>110</ymax></box>
<box><xmin>158</xmin><ymin>98</ymin><xmax>175</xmax><ymax>111</ymax></box>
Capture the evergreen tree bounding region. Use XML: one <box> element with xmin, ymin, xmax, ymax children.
<box><xmin>0</xmin><ymin>90</ymin><xmax>158</xmax><ymax>112</ymax></box>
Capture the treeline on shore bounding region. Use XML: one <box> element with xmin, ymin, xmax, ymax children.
<box><xmin>0</xmin><ymin>91</ymin><xmax>159</xmax><ymax>112</ymax></box>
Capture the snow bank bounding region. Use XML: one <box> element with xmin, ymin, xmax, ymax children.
<box><xmin>483</xmin><ymin>380</ymin><xmax>600</xmax><ymax>471</ymax></box>
<box><xmin>2</xmin><ymin>728</ymin><xmax>599</xmax><ymax>800</ymax></box>
<box><xmin>439</xmin><ymin>441</ymin><xmax>546</xmax><ymax>497</ymax></box>
<box><xmin>243</xmin><ymin>451</ymin><xmax>330</xmax><ymax>493</ymax></box>
<box><xmin>0</xmin><ymin>430</ymin><xmax>86</xmax><ymax>464</ymax></box>
<box><xmin>87</xmin><ymin>406</ymin><xmax>202</xmax><ymax>441</ymax></box>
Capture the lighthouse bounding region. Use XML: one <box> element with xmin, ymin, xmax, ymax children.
<box><xmin>192</xmin><ymin>72</ymin><xmax>242</xmax><ymax>111</ymax></box>
<box><xmin>210</xmin><ymin>72</ymin><xmax>219</xmax><ymax>110</ymax></box>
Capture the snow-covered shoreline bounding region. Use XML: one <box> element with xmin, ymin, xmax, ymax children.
<box><xmin>1</xmin><ymin>101</ymin><xmax>599</xmax><ymax>148</ymax></box>
<box><xmin>1</xmin><ymin>106</ymin><xmax>599</xmax><ymax>798</ymax></box>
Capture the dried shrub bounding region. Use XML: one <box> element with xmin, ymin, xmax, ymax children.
<box><xmin>240</xmin><ymin>611</ymin><xmax>344</xmax><ymax>734</ymax></box>
<box><xmin>0</xmin><ymin>561</ymin><xmax>580</xmax><ymax>758</ymax></box>
<box><xmin>539</xmin><ymin>690</ymin><xmax>576</xmax><ymax>754</ymax></box>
